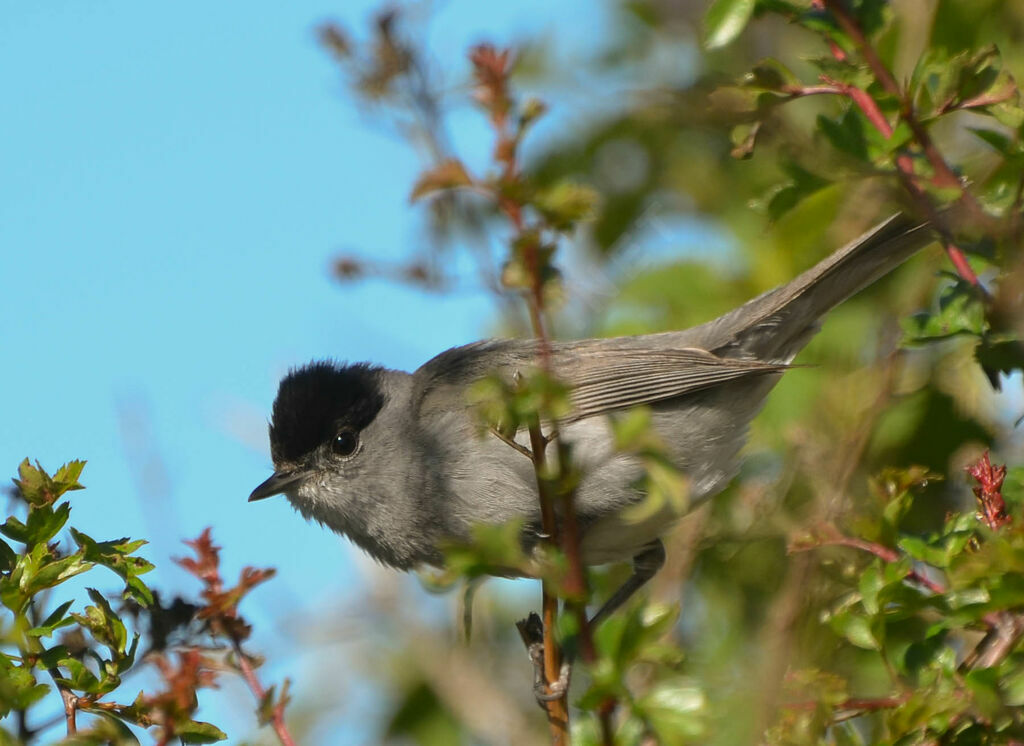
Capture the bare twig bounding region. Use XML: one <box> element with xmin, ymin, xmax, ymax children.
<box><xmin>489</xmin><ymin>427</ymin><xmax>534</xmax><ymax>460</ymax></box>
<box><xmin>177</xmin><ymin>529</ymin><xmax>295</xmax><ymax>746</ymax></box>
<box><xmin>790</xmin><ymin>528</ymin><xmax>946</xmax><ymax>595</ymax></box>
<box><xmin>961</xmin><ymin>614</ymin><xmax>1024</xmax><ymax>670</ymax></box>
<box><xmin>229</xmin><ymin>638</ymin><xmax>295</xmax><ymax>746</ymax></box>
<box><xmin>26</xmin><ymin>635</ymin><xmax>78</xmax><ymax>735</ymax></box>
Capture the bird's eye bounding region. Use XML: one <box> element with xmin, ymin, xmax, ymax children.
<box><xmin>332</xmin><ymin>429</ymin><xmax>359</xmax><ymax>457</ymax></box>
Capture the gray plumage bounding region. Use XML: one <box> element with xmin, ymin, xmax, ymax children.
<box><xmin>251</xmin><ymin>215</ymin><xmax>933</xmax><ymax>578</ymax></box>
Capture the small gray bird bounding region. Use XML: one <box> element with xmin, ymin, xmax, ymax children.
<box><xmin>250</xmin><ymin>214</ymin><xmax>933</xmax><ymax>624</ymax></box>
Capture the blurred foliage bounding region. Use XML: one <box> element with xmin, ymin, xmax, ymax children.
<box><xmin>314</xmin><ymin>0</ymin><xmax>1024</xmax><ymax>743</ymax></box>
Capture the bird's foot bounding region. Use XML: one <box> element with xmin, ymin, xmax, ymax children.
<box><xmin>516</xmin><ymin>612</ymin><xmax>572</xmax><ymax>708</ymax></box>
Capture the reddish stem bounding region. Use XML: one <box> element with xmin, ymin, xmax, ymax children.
<box><xmin>818</xmin><ymin>0</ymin><xmax>987</xmax><ymax>291</ymax></box>
<box><xmin>230</xmin><ymin>638</ymin><xmax>295</xmax><ymax>746</ymax></box>
<box><xmin>60</xmin><ymin>689</ymin><xmax>77</xmax><ymax>735</ymax></box>
<box><xmin>797</xmin><ymin>532</ymin><xmax>946</xmax><ymax>595</ymax></box>
<box><xmin>786</xmin><ymin>693</ymin><xmax>909</xmax><ymax>713</ymax></box>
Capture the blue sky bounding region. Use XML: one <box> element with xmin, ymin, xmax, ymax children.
<box><xmin>1</xmin><ymin>1</ymin><xmax>611</xmax><ymax>741</ymax></box>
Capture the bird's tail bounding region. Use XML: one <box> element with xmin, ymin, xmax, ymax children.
<box><xmin>709</xmin><ymin>214</ymin><xmax>934</xmax><ymax>361</ymax></box>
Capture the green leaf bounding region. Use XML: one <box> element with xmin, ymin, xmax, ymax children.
<box><xmin>72</xmin><ymin>588</ymin><xmax>129</xmax><ymax>656</ymax></box>
<box><xmin>28</xmin><ymin>502</ymin><xmax>72</xmax><ymax>546</ymax></box>
<box><xmin>807</xmin><ymin>56</ymin><xmax>873</xmax><ymax>89</ymax></box>
<box><xmin>829</xmin><ymin>610</ymin><xmax>880</xmax><ymax>650</ymax></box>
<box><xmin>70</xmin><ymin>529</ymin><xmax>154</xmax><ymax>606</ymax></box>
<box><xmin>944</xmin><ymin>587</ymin><xmax>990</xmax><ymax>610</ymax></box>
<box><xmin>0</xmin><ymin>538</ymin><xmax>14</xmax><ymax>573</ymax></box>
<box><xmin>25</xmin><ymin>551</ymin><xmax>91</xmax><ymax>595</ymax></box>
<box><xmin>1004</xmin><ymin>664</ymin><xmax>1024</xmax><ymax>707</ymax></box>
<box><xmin>1</xmin><ymin>503</ymin><xmax>73</xmax><ymax>547</ymax></box>
<box><xmin>703</xmin><ymin>0</ymin><xmax>755</xmax><ymax>49</ymax></box>
<box><xmin>611</xmin><ymin>407</ymin><xmax>656</xmax><ymax>451</ymax></box>
<box><xmin>901</xmin><ymin>280</ymin><xmax>986</xmax><ymax>344</ymax></box>
<box><xmin>848</xmin><ymin>0</ymin><xmax>889</xmax><ymax>36</ymax></box>
<box><xmin>82</xmin><ymin>711</ymin><xmax>143</xmax><ymax>745</ymax></box>
<box><xmin>897</xmin><ymin>536</ymin><xmax>948</xmax><ymax>568</ymax></box>
<box><xmin>976</xmin><ymin>337</ymin><xmax>1024</xmax><ymax>381</ymax></box>
<box><xmin>756</xmin><ymin>162</ymin><xmax>831</xmax><ymax>222</ymax></box>
<box><xmin>859</xmin><ymin>564</ymin><xmax>884</xmax><ymax>615</ymax></box>
<box><xmin>26</xmin><ymin>599</ymin><xmax>76</xmax><ymax>638</ymax></box>
<box><xmin>0</xmin><ymin>516</ymin><xmax>31</xmax><ymax>544</ymax></box>
<box><xmin>964</xmin><ymin>668</ymin><xmax>1002</xmax><ymax>719</ymax></box>
<box><xmin>638</xmin><ymin>680</ymin><xmax>708</xmax><ymax>741</ymax></box>
<box><xmin>0</xmin><ymin>664</ymin><xmax>50</xmax><ymax>714</ymax></box>
<box><xmin>176</xmin><ymin>719</ymin><xmax>227</xmax><ymax>744</ymax></box>
<box><xmin>12</xmin><ymin>459</ymin><xmax>86</xmax><ymax>508</ymax></box>
<box><xmin>742</xmin><ymin>58</ymin><xmax>799</xmax><ymax>92</ymax></box>
<box><xmin>38</xmin><ymin>645</ymin><xmax>70</xmax><ymax>670</ymax></box>
<box><xmin>817</xmin><ymin>109</ymin><xmax>869</xmax><ymax>162</ymax></box>
<box><xmin>533</xmin><ymin>181</ymin><xmax>599</xmax><ymax>232</ymax></box>
<box><xmin>53</xmin><ymin>460</ymin><xmax>87</xmax><ymax>494</ymax></box>
<box><xmin>431</xmin><ymin>518</ymin><xmax>531</xmax><ymax>586</ymax></box>
<box><xmin>56</xmin><ymin>658</ymin><xmax>101</xmax><ymax>694</ymax></box>
<box><xmin>969</xmin><ymin>127</ymin><xmax>1018</xmax><ymax>155</ymax></box>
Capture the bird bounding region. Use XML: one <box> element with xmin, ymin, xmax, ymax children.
<box><xmin>250</xmin><ymin>214</ymin><xmax>933</xmax><ymax>626</ymax></box>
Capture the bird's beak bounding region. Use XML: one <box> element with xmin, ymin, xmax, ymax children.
<box><xmin>249</xmin><ymin>469</ymin><xmax>306</xmax><ymax>502</ymax></box>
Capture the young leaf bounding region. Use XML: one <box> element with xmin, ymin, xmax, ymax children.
<box><xmin>534</xmin><ymin>181</ymin><xmax>599</xmax><ymax>232</ymax></box>
<box><xmin>22</xmin><ymin>502</ymin><xmax>72</xmax><ymax>548</ymax></box>
<box><xmin>176</xmin><ymin>720</ymin><xmax>228</xmax><ymax>744</ymax></box>
<box><xmin>0</xmin><ymin>538</ymin><xmax>14</xmax><ymax>573</ymax></box>
<box><xmin>26</xmin><ymin>599</ymin><xmax>76</xmax><ymax>638</ymax></box>
<box><xmin>71</xmin><ymin>529</ymin><xmax>155</xmax><ymax>606</ymax></box>
<box><xmin>25</xmin><ymin>551</ymin><xmax>92</xmax><ymax>596</ymax></box>
<box><xmin>409</xmin><ymin>159</ymin><xmax>473</xmax><ymax>201</ymax></box>
<box><xmin>56</xmin><ymin>657</ymin><xmax>102</xmax><ymax>694</ymax></box>
<box><xmin>12</xmin><ymin>459</ymin><xmax>86</xmax><ymax>508</ymax></box>
<box><xmin>637</xmin><ymin>680</ymin><xmax>708</xmax><ymax>741</ymax></box>
<box><xmin>703</xmin><ymin>0</ymin><xmax>755</xmax><ymax>49</ymax></box>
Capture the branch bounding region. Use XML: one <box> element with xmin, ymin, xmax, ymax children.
<box><xmin>229</xmin><ymin>638</ymin><xmax>295</xmax><ymax>746</ymax></box>
<box><xmin>790</xmin><ymin>527</ymin><xmax>946</xmax><ymax>595</ymax></box>
<box><xmin>819</xmin><ymin>0</ymin><xmax>988</xmax><ymax>293</ymax></box>
<box><xmin>177</xmin><ymin>529</ymin><xmax>295</xmax><ymax>746</ymax></box>
<box><xmin>785</xmin><ymin>693</ymin><xmax>910</xmax><ymax>719</ymax></box>
<box><xmin>468</xmin><ymin>42</ymin><xmax>604</xmax><ymax>742</ymax></box>
<box><xmin>26</xmin><ymin>631</ymin><xmax>77</xmax><ymax>735</ymax></box>
<box><xmin>489</xmin><ymin>426</ymin><xmax>534</xmax><ymax>460</ymax></box>
<box><xmin>961</xmin><ymin>613</ymin><xmax>1024</xmax><ymax>670</ymax></box>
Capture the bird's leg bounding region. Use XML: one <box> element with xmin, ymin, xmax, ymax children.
<box><xmin>588</xmin><ymin>539</ymin><xmax>666</xmax><ymax>629</ymax></box>
<box><xmin>518</xmin><ymin>540</ymin><xmax>666</xmax><ymax>706</ymax></box>
<box><xmin>516</xmin><ymin>612</ymin><xmax>572</xmax><ymax>706</ymax></box>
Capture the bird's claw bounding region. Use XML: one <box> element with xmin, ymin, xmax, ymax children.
<box><xmin>533</xmin><ymin>661</ymin><xmax>571</xmax><ymax>705</ymax></box>
<box><xmin>517</xmin><ymin>612</ymin><xmax>572</xmax><ymax>708</ymax></box>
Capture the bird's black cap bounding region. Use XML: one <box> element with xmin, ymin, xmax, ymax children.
<box><xmin>268</xmin><ymin>361</ymin><xmax>385</xmax><ymax>465</ymax></box>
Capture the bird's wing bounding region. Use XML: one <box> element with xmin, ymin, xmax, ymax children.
<box><xmin>413</xmin><ymin>339</ymin><xmax>787</xmax><ymax>422</ymax></box>
<box><xmin>554</xmin><ymin>344</ymin><xmax>785</xmax><ymax>422</ymax></box>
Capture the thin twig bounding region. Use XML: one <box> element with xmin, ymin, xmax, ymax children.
<box><xmin>26</xmin><ymin>633</ymin><xmax>78</xmax><ymax>735</ymax></box>
<box><xmin>526</xmin><ymin>416</ymin><xmax>570</xmax><ymax>742</ymax></box>
<box><xmin>785</xmin><ymin>693</ymin><xmax>909</xmax><ymax>715</ymax></box>
<box><xmin>229</xmin><ymin>637</ymin><xmax>295</xmax><ymax>746</ymax></box>
<box><xmin>489</xmin><ymin>427</ymin><xmax>534</xmax><ymax>460</ymax></box>
<box><xmin>469</xmin><ymin>43</ymin><xmax>601</xmax><ymax>742</ymax></box>
<box><xmin>961</xmin><ymin>613</ymin><xmax>1024</xmax><ymax>670</ymax></box>
<box><xmin>819</xmin><ymin>0</ymin><xmax>988</xmax><ymax>292</ymax></box>
<box><xmin>792</xmin><ymin>530</ymin><xmax>946</xmax><ymax>595</ymax></box>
